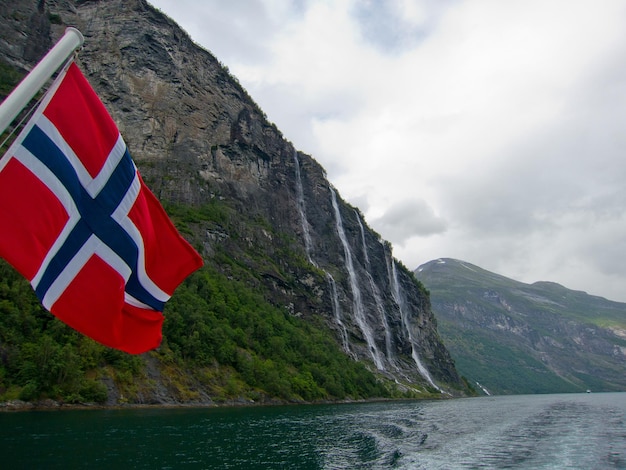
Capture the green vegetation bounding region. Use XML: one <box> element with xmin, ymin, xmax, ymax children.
<box><xmin>0</xmin><ymin>260</ymin><xmax>119</xmax><ymax>403</ymax></box>
<box><xmin>0</xmin><ymin>255</ymin><xmax>393</xmax><ymax>404</ymax></box>
<box><xmin>0</xmin><ymin>59</ymin><xmax>23</xmax><ymax>99</ymax></box>
<box><xmin>441</xmin><ymin>324</ymin><xmax>578</xmax><ymax>394</ymax></box>
<box><xmin>160</xmin><ymin>265</ymin><xmax>388</xmax><ymax>402</ymax></box>
<box><xmin>48</xmin><ymin>13</ymin><xmax>63</xmax><ymax>25</ymax></box>
<box><xmin>0</xmin><ymin>200</ymin><xmax>406</xmax><ymax>405</ymax></box>
<box><xmin>158</xmin><ymin>200</ymin><xmax>400</xmax><ymax>402</ymax></box>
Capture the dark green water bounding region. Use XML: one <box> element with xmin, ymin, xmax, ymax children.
<box><xmin>1</xmin><ymin>393</ymin><xmax>625</xmax><ymax>469</ymax></box>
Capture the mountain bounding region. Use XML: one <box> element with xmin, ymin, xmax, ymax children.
<box><xmin>415</xmin><ymin>258</ymin><xmax>626</xmax><ymax>395</ymax></box>
<box><xmin>0</xmin><ymin>0</ymin><xmax>469</xmax><ymax>406</ymax></box>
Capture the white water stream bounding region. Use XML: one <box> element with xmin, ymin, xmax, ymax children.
<box><xmin>389</xmin><ymin>257</ymin><xmax>440</xmax><ymax>390</ymax></box>
<box><xmin>326</xmin><ymin>272</ymin><xmax>353</xmax><ymax>357</ymax></box>
<box><xmin>292</xmin><ymin>150</ymin><xmax>314</xmax><ymax>264</ymax></box>
<box><xmin>292</xmin><ymin>153</ymin><xmax>351</xmax><ymax>356</ymax></box>
<box><xmin>355</xmin><ymin>210</ymin><xmax>396</xmax><ymax>368</ymax></box>
<box><xmin>330</xmin><ymin>187</ymin><xmax>384</xmax><ymax>370</ymax></box>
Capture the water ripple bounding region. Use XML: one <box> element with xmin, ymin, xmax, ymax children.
<box><xmin>0</xmin><ymin>393</ymin><xmax>624</xmax><ymax>469</ymax></box>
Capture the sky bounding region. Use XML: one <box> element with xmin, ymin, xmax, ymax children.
<box><xmin>148</xmin><ymin>0</ymin><xmax>626</xmax><ymax>303</ymax></box>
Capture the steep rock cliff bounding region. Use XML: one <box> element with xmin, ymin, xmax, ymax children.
<box><xmin>0</xmin><ymin>0</ymin><xmax>465</xmax><ymax>396</ymax></box>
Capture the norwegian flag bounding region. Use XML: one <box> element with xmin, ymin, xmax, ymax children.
<box><xmin>0</xmin><ymin>62</ymin><xmax>203</xmax><ymax>353</ymax></box>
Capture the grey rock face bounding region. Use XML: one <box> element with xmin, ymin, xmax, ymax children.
<box><xmin>0</xmin><ymin>0</ymin><xmax>464</xmax><ymax>393</ymax></box>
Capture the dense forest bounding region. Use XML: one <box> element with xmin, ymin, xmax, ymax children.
<box><xmin>0</xmin><ymin>255</ymin><xmax>399</xmax><ymax>404</ymax></box>
<box><xmin>0</xmin><ymin>195</ymin><xmax>430</xmax><ymax>405</ymax></box>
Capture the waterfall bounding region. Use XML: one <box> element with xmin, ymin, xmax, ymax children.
<box><xmin>355</xmin><ymin>210</ymin><xmax>396</xmax><ymax>367</ymax></box>
<box><xmin>292</xmin><ymin>152</ymin><xmax>350</xmax><ymax>355</ymax></box>
<box><xmin>326</xmin><ymin>273</ymin><xmax>353</xmax><ymax>357</ymax></box>
<box><xmin>293</xmin><ymin>150</ymin><xmax>314</xmax><ymax>263</ymax></box>
<box><xmin>355</xmin><ymin>210</ymin><xmax>371</xmax><ymax>266</ymax></box>
<box><xmin>330</xmin><ymin>187</ymin><xmax>384</xmax><ymax>370</ymax></box>
<box><xmin>389</xmin><ymin>257</ymin><xmax>440</xmax><ymax>391</ymax></box>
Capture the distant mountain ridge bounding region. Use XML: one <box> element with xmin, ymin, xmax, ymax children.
<box><xmin>415</xmin><ymin>258</ymin><xmax>626</xmax><ymax>395</ymax></box>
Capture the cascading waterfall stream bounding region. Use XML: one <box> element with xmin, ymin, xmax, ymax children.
<box><xmin>292</xmin><ymin>152</ymin><xmax>351</xmax><ymax>356</ymax></box>
<box><xmin>355</xmin><ymin>210</ymin><xmax>396</xmax><ymax>368</ymax></box>
<box><xmin>330</xmin><ymin>187</ymin><xmax>384</xmax><ymax>371</ymax></box>
<box><xmin>293</xmin><ymin>150</ymin><xmax>314</xmax><ymax>264</ymax></box>
<box><xmin>326</xmin><ymin>272</ymin><xmax>353</xmax><ymax>357</ymax></box>
<box><xmin>389</xmin><ymin>257</ymin><xmax>441</xmax><ymax>391</ymax></box>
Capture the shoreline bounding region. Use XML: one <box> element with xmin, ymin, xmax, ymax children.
<box><xmin>0</xmin><ymin>394</ymin><xmax>448</xmax><ymax>413</ymax></box>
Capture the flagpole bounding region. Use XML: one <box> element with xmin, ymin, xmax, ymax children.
<box><xmin>0</xmin><ymin>27</ymin><xmax>84</xmax><ymax>136</ymax></box>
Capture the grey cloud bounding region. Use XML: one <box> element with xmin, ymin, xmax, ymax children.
<box><xmin>372</xmin><ymin>198</ymin><xmax>447</xmax><ymax>244</ymax></box>
<box><xmin>438</xmin><ymin>35</ymin><xmax>626</xmax><ymax>244</ymax></box>
<box><xmin>442</xmin><ymin>101</ymin><xmax>626</xmax><ymax>242</ymax></box>
<box><xmin>571</xmin><ymin>213</ymin><xmax>626</xmax><ymax>278</ymax></box>
<box><xmin>246</xmin><ymin>82</ymin><xmax>362</xmax><ymax>164</ymax></box>
<box><xmin>148</xmin><ymin>0</ymin><xmax>626</xmax><ymax>302</ymax></box>
<box><xmin>150</xmin><ymin>0</ymin><xmax>282</xmax><ymax>64</ymax></box>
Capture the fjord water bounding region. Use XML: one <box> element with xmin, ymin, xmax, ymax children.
<box><xmin>1</xmin><ymin>393</ymin><xmax>625</xmax><ymax>469</ymax></box>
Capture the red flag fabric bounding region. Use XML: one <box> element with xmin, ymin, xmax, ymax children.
<box><xmin>0</xmin><ymin>62</ymin><xmax>203</xmax><ymax>353</ymax></box>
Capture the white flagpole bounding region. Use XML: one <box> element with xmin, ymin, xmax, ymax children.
<box><xmin>0</xmin><ymin>27</ymin><xmax>84</xmax><ymax>136</ymax></box>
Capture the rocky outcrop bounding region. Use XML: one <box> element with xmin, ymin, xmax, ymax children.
<box><xmin>0</xmin><ymin>0</ymin><xmax>465</xmax><ymax>394</ymax></box>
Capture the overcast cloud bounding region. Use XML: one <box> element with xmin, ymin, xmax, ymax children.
<box><xmin>149</xmin><ymin>0</ymin><xmax>626</xmax><ymax>302</ymax></box>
